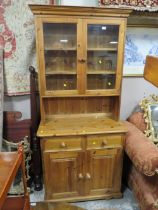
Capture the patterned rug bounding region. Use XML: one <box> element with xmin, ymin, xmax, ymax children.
<box><xmin>0</xmin><ymin>49</ymin><xmax>3</xmax><ymax>151</ymax></box>
<box><xmin>0</xmin><ymin>0</ymin><xmax>51</xmax><ymax>95</ymax></box>
<box><xmin>99</xmin><ymin>0</ymin><xmax>158</xmax><ymax>11</ymax></box>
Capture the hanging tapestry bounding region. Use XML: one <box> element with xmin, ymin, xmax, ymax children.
<box><xmin>99</xmin><ymin>0</ymin><xmax>158</xmax><ymax>11</ymax></box>
<box><xmin>0</xmin><ymin>49</ymin><xmax>3</xmax><ymax>150</ymax></box>
<box><xmin>0</xmin><ymin>0</ymin><xmax>50</xmax><ymax>96</ymax></box>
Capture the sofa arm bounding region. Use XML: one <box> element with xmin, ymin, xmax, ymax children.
<box><xmin>124</xmin><ymin>121</ymin><xmax>158</xmax><ymax>176</ymax></box>
<box><xmin>127</xmin><ymin>111</ymin><xmax>147</xmax><ymax>132</ymax></box>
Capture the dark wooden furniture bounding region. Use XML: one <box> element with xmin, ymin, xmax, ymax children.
<box><xmin>29</xmin><ymin>66</ymin><xmax>42</xmax><ymax>191</ymax></box>
<box><xmin>3</xmin><ymin>111</ymin><xmax>31</xmax><ymax>143</ymax></box>
<box><xmin>0</xmin><ymin>146</ymin><xmax>30</xmax><ymax>210</ymax></box>
<box><xmin>3</xmin><ymin>67</ymin><xmax>42</xmax><ymax>191</ymax></box>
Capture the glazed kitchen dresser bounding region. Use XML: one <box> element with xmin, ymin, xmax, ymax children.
<box><xmin>30</xmin><ymin>5</ymin><xmax>131</xmax><ymax>202</ymax></box>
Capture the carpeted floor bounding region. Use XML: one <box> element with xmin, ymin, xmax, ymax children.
<box><xmin>71</xmin><ymin>189</ymin><xmax>139</xmax><ymax>210</ymax></box>
<box><xmin>97</xmin><ymin>209</ymin><xmax>118</xmax><ymax>210</ymax></box>
<box><xmin>30</xmin><ymin>187</ymin><xmax>140</xmax><ymax>210</ymax></box>
<box><xmin>31</xmin><ymin>202</ymin><xmax>119</xmax><ymax>210</ymax></box>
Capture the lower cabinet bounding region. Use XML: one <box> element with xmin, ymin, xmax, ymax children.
<box><xmin>41</xmin><ymin>134</ymin><xmax>124</xmax><ymax>201</ymax></box>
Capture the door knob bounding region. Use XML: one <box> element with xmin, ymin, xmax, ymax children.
<box><xmin>102</xmin><ymin>139</ymin><xmax>107</xmax><ymax>146</ymax></box>
<box><xmin>78</xmin><ymin>59</ymin><xmax>86</xmax><ymax>63</ymax></box>
<box><xmin>78</xmin><ymin>173</ymin><xmax>84</xmax><ymax>180</ymax></box>
<box><xmin>60</xmin><ymin>142</ymin><xmax>67</xmax><ymax>148</ymax></box>
<box><xmin>85</xmin><ymin>173</ymin><xmax>91</xmax><ymax>180</ymax></box>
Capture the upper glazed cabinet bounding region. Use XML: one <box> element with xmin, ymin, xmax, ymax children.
<box><xmin>30</xmin><ymin>5</ymin><xmax>131</xmax><ymax>121</ymax></box>
<box><xmin>43</xmin><ymin>21</ymin><xmax>120</xmax><ymax>94</ymax></box>
<box><xmin>32</xmin><ymin>6</ymin><xmax>130</xmax><ymax>96</ymax></box>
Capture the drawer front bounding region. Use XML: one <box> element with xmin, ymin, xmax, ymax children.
<box><xmin>42</xmin><ymin>136</ymin><xmax>82</xmax><ymax>151</ymax></box>
<box><xmin>87</xmin><ymin>134</ymin><xmax>123</xmax><ymax>149</ymax></box>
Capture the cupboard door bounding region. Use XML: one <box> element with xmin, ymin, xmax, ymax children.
<box><xmin>86</xmin><ymin>147</ymin><xmax>123</xmax><ymax>196</ymax></box>
<box><xmin>87</xmin><ymin>24</ymin><xmax>118</xmax><ymax>90</ymax></box>
<box><xmin>43</xmin><ymin>151</ymin><xmax>84</xmax><ymax>199</ymax></box>
<box><xmin>40</xmin><ymin>19</ymin><xmax>82</xmax><ymax>95</ymax></box>
<box><xmin>84</xmin><ymin>19</ymin><xmax>125</xmax><ymax>93</ymax></box>
<box><xmin>43</xmin><ymin>22</ymin><xmax>77</xmax><ymax>92</ymax></box>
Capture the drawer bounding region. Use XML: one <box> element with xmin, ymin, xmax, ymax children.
<box><xmin>42</xmin><ymin>136</ymin><xmax>82</xmax><ymax>151</ymax></box>
<box><xmin>87</xmin><ymin>134</ymin><xmax>123</xmax><ymax>149</ymax></box>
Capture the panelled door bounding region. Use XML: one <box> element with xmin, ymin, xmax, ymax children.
<box><xmin>38</xmin><ymin>18</ymin><xmax>82</xmax><ymax>95</ymax></box>
<box><xmin>86</xmin><ymin>147</ymin><xmax>123</xmax><ymax>196</ymax></box>
<box><xmin>43</xmin><ymin>151</ymin><xmax>84</xmax><ymax>199</ymax></box>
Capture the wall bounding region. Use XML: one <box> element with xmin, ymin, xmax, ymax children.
<box><xmin>4</xmin><ymin>95</ymin><xmax>30</xmax><ymax>120</ymax></box>
<box><xmin>120</xmin><ymin>78</ymin><xmax>158</xmax><ymax>119</ymax></box>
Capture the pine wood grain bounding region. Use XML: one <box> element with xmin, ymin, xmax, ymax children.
<box><xmin>38</xmin><ymin>116</ymin><xmax>126</xmax><ymax>137</ymax></box>
<box><xmin>30</xmin><ymin>4</ymin><xmax>131</xmax><ymax>202</ymax></box>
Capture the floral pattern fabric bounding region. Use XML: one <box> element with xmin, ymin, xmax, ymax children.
<box><xmin>128</xmin><ymin>166</ymin><xmax>158</xmax><ymax>210</ymax></box>
<box><xmin>0</xmin><ymin>0</ymin><xmax>50</xmax><ymax>95</ymax></box>
<box><xmin>99</xmin><ymin>0</ymin><xmax>158</xmax><ymax>11</ymax></box>
<box><xmin>124</xmin><ymin>120</ymin><xmax>158</xmax><ymax>176</ymax></box>
<box><xmin>0</xmin><ymin>50</ymin><xmax>3</xmax><ymax>150</ymax></box>
<box><xmin>125</xmin><ymin>112</ymin><xmax>158</xmax><ymax>210</ymax></box>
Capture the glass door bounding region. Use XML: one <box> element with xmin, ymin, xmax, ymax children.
<box><xmin>43</xmin><ymin>22</ymin><xmax>77</xmax><ymax>91</ymax></box>
<box><xmin>87</xmin><ymin>23</ymin><xmax>119</xmax><ymax>90</ymax></box>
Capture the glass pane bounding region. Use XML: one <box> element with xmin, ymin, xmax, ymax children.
<box><xmin>87</xmin><ymin>24</ymin><xmax>119</xmax><ymax>90</ymax></box>
<box><xmin>46</xmin><ymin>75</ymin><xmax>76</xmax><ymax>91</ymax></box>
<box><xmin>87</xmin><ymin>51</ymin><xmax>117</xmax><ymax>72</ymax></box>
<box><xmin>43</xmin><ymin>23</ymin><xmax>77</xmax><ymax>91</ymax></box>
<box><xmin>87</xmin><ymin>75</ymin><xmax>116</xmax><ymax>90</ymax></box>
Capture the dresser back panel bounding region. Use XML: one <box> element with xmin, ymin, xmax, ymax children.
<box><xmin>43</xmin><ymin>97</ymin><xmax>118</xmax><ymax>116</ymax></box>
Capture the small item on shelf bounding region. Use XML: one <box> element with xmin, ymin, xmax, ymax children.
<box><xmin>107</xmin><ymin>81</ymin><xmax>112</xmax><ymax>86</ymax></box>
<box><xmin>63</xmin><ymin>82</ymin><xmax>67</xmax><ymax>88</ymax></box>
<box><xmin>98</xmin><ymin>59</ymin><xmax>102</xmax><ymax>64</ymax></box>
<box><xmin>96</xmin><ymin>57</ymin><xmax>113</xmax><ymax>71</ymax></box>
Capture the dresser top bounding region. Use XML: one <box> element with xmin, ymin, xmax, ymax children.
<box><xmin>29</xmin><ymin>4</ymin><xmax>132</xmax><ymax>18</ymax></box>
<box><xmin>37</xmin><ymin>116</ymin><xmax>127</xmax><ymax>137</ymax></box>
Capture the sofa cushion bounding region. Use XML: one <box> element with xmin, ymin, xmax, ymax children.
<box><xmin>127</xmin><ymin>111</ymin><xmax>147</xmax><ymax>132</ymax></box>
<box><xmin>124</xmin><ymin>121</ymin><xmax>158</xmax><ymax>176</ymax></box>
<box><xmin>128</xmin><ymin>165</ymin><xmax>158</xmax><ymax>210</ymax></box>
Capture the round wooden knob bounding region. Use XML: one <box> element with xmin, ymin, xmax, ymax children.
<box><xmin>85</xmin><ymin>173</ymin><xmax>91</xmax><ymax>180</ymax></box>
<box><xmin>102</xmin><ymin>139</ymin><xmax>107</xmax><ymax>146</ymax></box>
<box><xmin>60</xmin><ymin>142</ymin><xmax>67</xmax><ymax>148</ymax></box>
<box><xmin>78</xmin><ymin>173</ymin><xmax>84</xmax><ymax>180</ymax></box>
<box><xmin>78</xmin><ymin>58</ymin><xmax>86</xmax><ymax>63</ymax></box>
